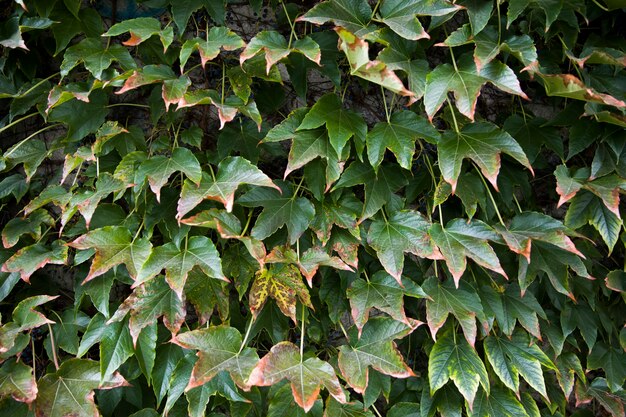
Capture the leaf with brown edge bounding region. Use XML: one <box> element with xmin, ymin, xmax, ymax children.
<box><xmin>336</xmin><ymin>28</ymin><xmax>415</xmax><ymax>103</ymax></box>
<box><xmin>136</xmin><ymin>147</ymin><xmax>201</xmax><ymax>202</ymax></box>
<box><xmin>1</xmin><ymin>240</ymin><xmax>67</xmax><ymax>283</ymax></box>
<box><xmin>177</xmin><ymin>156</ymin><xmax>278</xmax><ymax>218</ymax></box>
<box><xmin>108</xmin><ymin>275</ymin><xmax>185</xmax><ymax>345</ymax></box>
<box><xmin>240</xmin><ymin>31</ymin><xmax>320</xmax><ymax>74</ymax></box>
<box><xmin>179</xmin><ymin>27</ymin><xmax>244</xmax><ymax>73</ymax></box>
<box><xmin>555</xmin><ymin>166</ymin><xmax>626</xmax><ymax>216</ymax></box>
<box><xmin>347</xmin><ymin>270</ymin><xmax>427</xmax><ymax>336</ymax></box>
<box><xmin>265</xmin><ymin>245</ymin><xmax>353</xmax><ymax>287</ymax></box>
<box><xmin>103</xmin><ymin>17</ymin><xmax>174</xmax><ymax>51</ymax></box>
<box><xmin>173</xmin><ymin>325</ymin><xmax>259</xmax><ymax>391</ymax></box>
<box><xmin>539</xmin><ymin>73</ymin><xmax>626</xmax><ymax>109</ymax></box>
<box><xmin>437</xmin><ymin>121</ymin><xmax>533</xmax><ymax>193</ymax></box>
<box><xmin>34</xmin><ymin>358</ymin><xmax>128</xmax><ymax>417</ymax></box>
<box><xmin>249</xmin><ymin>264</ymin><xmax>313</xmax><ymax>323</ymax></box>
<box><xmin>0</xmin><ymin>361</ymin><xmax>36</xmax><ymax>403</ymax></box>
<box><xmin>338</xmin><ymin>317</ymin><xmax>419</xmax><ymax>393</ymax></box>
<box><xmin>248</xmin><ymin>341</ymin><xmax>347</xmax><ymax>412</ymax></box>
<box><xmin>0</xmin><ymin>295</ymin><xmax>58</xmax><ymax>354</ymax></box>
<box><xmin>2</xmin><ymin>209</ymin><xmax>54</xmax><ymax>248</ymax></box>
<box><xmin>68</xmin><ymin>226</ymin><xmax>151</xmax><ymax>282</ymax></box>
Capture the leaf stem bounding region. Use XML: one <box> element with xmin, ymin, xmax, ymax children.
<box><xmin>381</xmin><ymin>86</ymin><xmax>390</xmax><ymax>123</ymax></box>
<box><xmin>0</xmin><ymin>112</ymin><xmax>39</xmax><ymax>136</ymax></box>
<box><xmin>241</xmin><ymin>210</ymin><xmax>253</xmax><ymax>237</ymax></box>
<box><xmin>47</xmin><ymin>323</ymin><xmax>60</xmax><ymax>370</ymax></box>
<box><xmin>371</xmin><ymin>404</ymin><xmax>383</xmax><ymax>417</ymax></box>
<box><xmin>299</xmin><ymin>305</ymin><xmax>306</xmax><ymax>362</ymax></box>
<box><xmin>337</xmin><ymin>320</ymin><xmax>350</xmax><ymax>343</ymax></box>
<box><xmin>446</xmin><ymin>97</ymin><xmax>460</xmax><ymax>134</ymax></box>
<box><xmin>474</xmin><ymin>164</ymin><xmax>506</xmax><ymax>227</ymax></box>
<box><xmin>238</xmin><ymin>317</ymin><xmax>255</xmax><ymax>354</ymax></box>
<box><xmin>281</xmin><ymin>0</ymin><xmax>299</xmax><ymax>48</ymax></box>
<box><xmin>3</xmin><ymin>124</ymin><xmax>59</xmax><ymax>158</ymax></box>
<box><xmin>106</xmin><ymin>103</ymin><xmax>150</xmax><ymax>109</ymax></box>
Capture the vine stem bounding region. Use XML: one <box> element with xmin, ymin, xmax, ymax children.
<box><xmin>299</xmin><ymin>305</ymin><xmax>306</xmax><ymax>362</ymax></box>
<box><xmin>238</xmin><ymin>317</ymin><xmax>255</xmax><ymax>355</ymax></box>
<box><xmin>0</xmin><ymin>112</ymin><xmax>38</xmax><ymax>136</ymax></box>
<box><xmin>3</xmin><ymin>124</ymin><xmax>60</xmax><ymax>158</ymax></box>
<box><xmin>281</xmin><ymin>0</ymin><xmax>299</xmax><ymax>48</ymax></box>
<box><xmin>47</xmin><ymin>323</ymin><xmax>60</xmax><ymax>370</ymax></box>
<box><xmin>446</xmin><ymin>97</ymin><xmax>460</xmax><ymax>134</ymax></box>
<box><xmin>474</xmin><ymin>164</ymin><xmax>506</xmax><ymax>227</ymax></box>
<box><xmin>381</xmin><ymin>86</ymin><xmax>391</xmax><ymax>123</ymax></box>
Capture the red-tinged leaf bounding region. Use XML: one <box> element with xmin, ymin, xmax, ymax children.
<box><xmin>423</xmin><ymin>277</ymin><xmax>486</xmax><ymax>347</ymax></box>
<box><xmin>177</xmin><ymin>156</ymin><xmax>278</xmax><ymax>218</ymax></box>
<box><xmin>330</xmin><ymin>228</ymin><xmax>360</xmax><ymax>269</ymax></box>
<box><xmin>137</xmin><ymin>147</ymin><xmax>201</xmax><ymax>202</ymax></box>
<box><xmin>0</xmin><ymin>295</ymin><xmax>58</xmax><ymax>354</ymax></box>
<box><xmin>555</xmin><ymin>166</ymin><xmax>625</xmax><ymax>216</ymax></box>
<box><xmin>338</xmin><ymin>317</ymin><xmax>419</xmax><ymax>393</ymax></box>
<box><xmin>265</xmin><ymin>246</ymin><xmax>353</xmax><ymax>287</ymax></box>
<box><xmin>1</xmin><ymin>241</ymin><xmax>67</xmax><ymax>282</ymax></box>
<box><xmin>103</xmin><ymin>17</ymin><xmax>174</xmax><ymax>51</ymax></box>
<box><xmin>430</xmin><ymin>219</ymin><xmax>507</xmax><ymax>286</ymax></box>
<box><xmin>249</xmin><ymin>264</ymin><xmax>312</xmax><ymax>323</ymax></box>
<box><xmin>68</xmin><ymin>226</ymin><xmax>151</xmax><ymax>282</ymax></box>
<box><xmin>34</xmin><ymin>359</ymin><xmax>128</xmax><ymax>417</ymax></box>
<box><xmin>310</xmin><ymin>193</ymin><xmax>361</xmax><ymax>245</ymax></box>
<box><xmin>248</xmin><ymin>341</ymin><xmax>347</xmax><ymax>412</ymax></box>
<box><xmin>108</xmin><ymin>275</ymin><xmax>185</xmax><ymax>344</ymax></box>
<box><xmin>134</xmin><ymin>236</ymin><xmax>226</xmax><ymax>298</ymax></box>
<box><xmin>179</xmin><ymin>27</ymin><xmax>244</xmax><ymax>72</ymax></box>
<box><xmin>240</xmin><ymin>31</ymin><xmax>320</xmax><ymax>74</ymax></box>
<box><xmin>162</xmin><ymin>75</ymin><xmax>191</xmax><ymax>111</ymax></box>
<box><xmin>539</xmin><ymin>73</ymin><xmax>626</xmax><ymax>109</ymax></box>
<box><xmin>116</xmin><ymin>65</ymin><xmax>177</xmax><ymax>95</ymax></box>
<box><xmin>0</xmin><ymin>360</ymin><xmax>36</xmax><ymax>403</ymax></box>
<box><xmin>347</xmin><ymin>270</ymin><xmax>427</xmax><ymax>335</ymax></box>
<box><xmin>23</xmin><ymin>185</ymin><xmax>71</xmax><ymax>216</ymax></box>
<box><xmin>173</xmin><ymin>325</ymin><xmax>259</xmax><ymax>391</ymax></box>
<box><xmin>438</xmin><ymin>122</ymin><xmax>533</xmax><ymax>193</ymax></box>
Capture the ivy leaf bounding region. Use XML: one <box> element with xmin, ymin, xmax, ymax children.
<box><xmin>494</xmin><ymin>212</ymin><xmax>584</xmax><ymax>262</ymax></box>
<box><xmin>484</xmin><ymin>331</ymin><xmax>555</xmax><ymax>399</ymax></box>
<box><xmin>428</xmin><ymin>328</ymin><xmax>490</xmax><ymax>409</ymax></box>
<box><xmin>239</xmin><ymin>185</ymin><xmax>316</xmax><ymax>245</ymax></box>
<box><xmin>177</xmin><ymin>156</ymin><xmax>278</xmax><ymax>218</ymax></box>
<box><xmin>555</xmin><ymin>166</ymin><xmax>625</xmax><ymax>216</ymax></box>
<box><xmin>103</xmin><ymin>17</ymin><xmax>174</xmax><ymax>51</ymax></box>
<box><xmin>539</xmin><ymin>73</ymin><xmax>626</xmax><ymax>109</ymax></box>
<box><xmin>469</xmin><ymin>386</ymin><xmax>530</xmax><ymax>417</ymax></box>
<box><xmin>297</xmin><ymin>93</ymin><xmax>367</xmax><ymax>156</ymax></box>
<box><xmin>503</xmin><ymin>114</ymin><xmax>563</xmax><ymax>163</ymax></box>
<box><xmin>240</xmin><ymin>31</ymin><xmax>320</xmax><ymax>74</ymax></box>
<box><xmin>2</xmin><ymin>209</ymin><xmax>54</xmax><ymax>248</ymax></box>
<box><xmin>180</xmin><ymin>27</ymin><xmax>244</xmax><ymax>72</ymax></box>
<box><xmin>0</xmin><ymin>295</ymin><xmax>58</xmax><ymax>355</ymax></box>
<box><xmin>298</xmin><ymin>0</ymin><xmax>374</xmax><ymax>37</ymax></box>
<box><xmin>367</xmin><ymin>210</ymin><xmax>442</xmax><ymax>283</ymax></box>
<box><xmin>336</xmin><ymin>28</ymin><xmax>415</xmax><ymax>102</ymax></box>
<box><xmin>185</xmin><ymin>268</ymin><xmax>229</xmax><ymax>324</ymax></box>
<box><xmin>248</xmin><ymin>341</ymin><xmax>347</xmax><ymax>412</ymax></box>
<box><xmin>268</xmin><ymin>382</ymin><xmax>322</xmax><ymax>417</ymax></box>
<box><xmin>109</xmin><ymin>275</ymin><xmax>186</xmax><ymax>344</ymax></box>
<box><xmin>135</xmin><ymin>235</ymin><xmax>224</xmax><ymax>296</ymax></box>
<box><xmin>68</xmin><ymin>226</ymin><xmax>152</xmax><ymax>282</ymax></box>
<box><xmin>34</xmin><ymin>359</ymin><xmax>128</xmax><ymax>417</ymax></box>
<box><xmin>423</xmin><ymin>277</ymin><xmax>486</xmax><ymax>347</ymax></box>
<box><xmin>100</xmin><ymin>318</ymin><xmax>134</xmax><ymax>380</ymax></box>
<box><xmin>347</xmin><ymin>270</ymin><xmax>427</xmax><ymax>335</ymax></box>
<box><xmin>173</xmin><ymin>325</ymin><xmax>259</xmax><ymax>390</ymax></box>
<box><xmin>265</xmin><ymin>246</ymin><xmax>353</xmax><ymax>287</ymax></box>
<box><xmin>0</xmin><ymin>360</ymin><xmax>36</xmax><ymax>403</ymax></box>
<box><xmin>338</xmin><ymin>317</ymin><xmax>419</xmax><ymax>393</ymax></box>
<box><xmin>575</xmin><ymin>378</ymin><xmax>625</xmax><ymax>417</ymax></box>
<box><xmin>480</xmin><ymin>284</ymin><xmax>546</xmax><ymax>340</ymax></box>
<box><xmin>324</xmin><ymin>397</ymin><xmax>375</xmax><ymax>417</ymax></box>
<box><xmin>430</xmin><ymin>219</ymin><xmax>507</xmax><ymax>286</ymax></box>
<box><xmin>310</xmin><ymin>193</ymin><xmax>360</xmax><ymax>245</ymax></box>
<box><xmin>366</xmin><ymin>110</ymin><xmax>440</xmax><ymax>171</ymax></box>
<box><xmin>170</xmin><ymin>0</ymin><xmax>226</xmax><ymax>31</ymax></box>
<box><xmin>137</xmin><ymin>147</ymin><xmax>202</xmax><ymax>202</ymax></box>
<box><xmin>249</xmin><ymin>264</ymin><xmax>313</xmax><ymax>323</ymax></box>
<box><xmin>60</xmin><ymin>37</ymin><xmax>136</xmax><ymax>79</ymax></box>
<box><xmin>378</xmin><ymin>0</ymin><xmax>433</xmax><ymax>40</ymax></box>
<box><xmin>437</xmin><ymin>121</ymin><xmax>533</xmax><ymax>192</ymax></box>
<box><xmin>587</xmin><ymin>342</ymin><xmax>626</xmax><ymax>393</ymax></box>
<box><xmin>1</xmin><ymin>240</ymin><xmax>68</xmax><ymax>283</ymax></box>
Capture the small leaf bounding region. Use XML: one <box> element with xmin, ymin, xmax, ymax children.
<box><xmin>248</xmin><ymin>342</ymin><xmax>347</xmax><ymax>412</ymax></box>
<box><xmin>240</xmin><ymin>31</ymin><xmax>320</xmax><ymax>74</ymax></box>
<box><xmin>137</xmin><ymin>147</ymin><xmax>201</xmax><ymax>202</ymax></box>
<box><xmin>469</xmin><ymin>386</ymin><xmax>530</xmax><ymax>417</ymax></box>
<box><xmin>180</xmin><ymin>27</ymin><xmax>244</xmax><ymax>72</ymax></box>
<box><xmin>103</xmin><ymin>17</ymin><xmax>174</xmax><ymax>51</ymax></box>
<box><xmin>2</xmin><ymin>209</ymin><xmax>54</xmax><ymax>248</ymax></box>
<box><xmin>0</xmin><ymin>361</ymin><xmax>36</xmax><ymax>403</ymax></box>
<box><xmin>1</xmin><ymin>240</ymin><xmax>68</xmax><ymax>283</ymax></box>
<box><xmin>60</xmin><ymin>37</ymin><xmax>136</xmax><ymax>79</ymax></box>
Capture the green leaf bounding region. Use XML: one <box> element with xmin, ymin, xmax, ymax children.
<box><xmin>539</xmin><ymin>73</ymin><xmax>626</xmax><ymax>109</ymax></box>
<box><xmin>503</xmin><ymin>115</ymin><xmax>563</xmax><ymax>163</ymax></box>
<box><xmin>135</xmin><ymin>323</ymin><xmax>157</xmax><ymax>385</ymax></box>
<box><xmin>100</xmin><ymin>318</ymin><xmax>133</xmax><ymax>380</ymax></box>
<box><xmin>366</xmin><ymin>110</ymin><xmax>440</xmax><ymax>171</ymax></box>
<box><xmin>60</xmin><ymin>37</ymin><xmax>136</xmax><ymax>79</ymax></box>
<box><xmin>103</xmin><ymin>17</ymin><xmax>174</xmax><ymax>51</ymax></box>
<box><xmin>469</xmin><ymin>386</ymin><xmax>530</xmax><ymax>417</ymax></box>
<box><xmin>430</xmin><ymin>219</ymin><xmax>507</xmax><ymax>286</ymax></box>
<box><xmin>2</xmin><ymin>209</ymin><xmax>54</xmax><ymax>248</ymax></box>
<box><xmin>2</xmin><ymin>139</ymin><xmax>48</xmax><ymax>182</ymax></box>
<box><xmin>186</xmin><ymin>372</ymin><xmax>248</xmax><ymax>417</ymax></box>
<box><xmin>174</xmin><ymin>325</ymin><xmax>259</xmax><ymax>390</ymax></box>
<box><xmin>378</xmin><ymin>0</ymin><xmax>433</xmax><ymax>40</ymax></box>
<box><xmin>324</xmin><ymin>397</ymin><xmax>374</xmax><ymax>417</ymax></box>
<box><xmin>283</xmin><ymin>128</ymin><xmax>342</xmax><ymax>188</ymax></box>
<box><xmin>240</xmin><ymin>31</ymin><xmax>320</xmax><ymax>74</ymax></box>
<box><xmin>310</xmin><ymin>193</ymin><xmax>360</xmax><ymax>245</ymax></box>
<box><xmin>34</xmin><ymin>359</ymin><xmax>127</xmax><ymax>417</ymax></box>
<box><xmin>177</xmin><ymin>156</ymin><xmax>278</xmax><ymax>218</ymax></box>
<box><xmin>299</xmin><ymin>0</ymin><xmax>374</xmax><ymax>37</ymax></box>
<box><xmin>423</xmin><ymin>277</ymin><xmax>486</xmax><ymax>347</ymax></box>
<box><xmin>180</xmin><ymin>27</ymin><xmax>244</xmax><ymax>72</ymax></box>
<box><xmin>239</xmin><ymin>185</ymin><xmax>316</xmax><ymax>245</ymax></box>
<box><xmin>48</xmin><ymin>89</ymin><xmax>109</xmax><ymax>142</ymax></box>
<box><xmin>437</xmin><ymin>121</ymin><xmax>533</xmax><ymax>192</ymax></box>
<box><xmin>347</xmin><ymin>270</ymin><xmax>427</xmax><ymax>333</ymax></box>
<box><xmin>68</xmin><ymin>226</ymin><xmax>152</xmax><ymax>282</ymax></box>
<box><xmin>428</xmin><ymin>328</ymin><xmax>490</xmax><ymax>408</ymax></box>
<box><xmin>185</xmin><ymin>268</ymin><xmax>229</xmax><ymax>323</ymax></box>
<box><xmin>367</xmin><ymin>210</ymin><xmax>441</xmax><ymax>282</ymax></box>
<box><xmin>248</xmin><ymin>341</ymin><xmax>346</xmax><ymax>412</ymax></box>
<box><xmin>0</xmin><ymin>361</ymin><xmax>36</xmax><ymax>403</ymax></box>
<box><xmin>137</xmin><ymin>147</ymin><xmax>202</xmax><ymax>201</ymax></box>
<box><xmin>1</xmin><ymin>240</ymin><xmax>68</xmax><ymax>283</ymax></box>
<box><xmin>110</xmin><ymin>275</ymin><xmax>186</xmax><ymax>343</ymax></box>
<box><xmin>135</xmin><ymin>236</ymin><xmax>226</xmax><ymax>297</ymax></box>
<box><xmin>338</xmin><ymin>317</ymin><xmax>418</xmax><ymax>393</ymax></box>
<box><xmin>0</xmin><ymin>295</ymin><xmax>58</xmax><ymax>354</ymax></box>
<box><xmin>576</xmin><ymin>378</ymin><xmax>625</xmax><ymax>417</ymax></box>
<box><xmin>297</xmin><ymin>94</ymin><xmax>367</xmax><ymax>156</ymax></box>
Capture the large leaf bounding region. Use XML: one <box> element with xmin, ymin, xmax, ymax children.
<box><xmin>367</xmin><ymin>210</ymin><xmax>441</xmax><ymax>283</ymax></box>
<box><xmin>174</xmin><ymin>325</ymin><xmax>259</xmax><ymax>390</ymax></box>
<box><xmin>248</xmin><ymin>341</ymin><xmax>347</xmax><ymax>412</ymax></box>
<box><xmin>179</xmin><ymin>26</ymin><xmax>243</xmax><ymax>72</ymax></box>
<box><xmin>539</xmin><ymin>73</ymin><xmax>626</xmax><ymax>109</ymax></box>
<box><xmin>469</xmin><ymin>386</ymin><xmax>530</xmax><ymax>417</ymax></box>
<box><xmin>429</xmin><ymin>219</ymin><xmax>507</xmax><ymax>286</ymax></box>
<box><xmin>347</xmin><ymin>270</ymin><xmax>427</xmax><ymax>334</ymax></box>
<box><xmin>437</xmin><ymin>122</ymin><xmax>533</xmax><ymax>192</ymax></box>
<box><xmin>0</xmin><ymin>295</ymin><xmax>58</xmax><ymax>354</ymax></box>
<box><xmin>103</xmin><ymin>17</ymin><xmax>174</xmax><ymax>51</ymax></box>
<box><xmin>338</xmin><ymin>317</ymin><xmax>418</xmax><ymax>393</ymax></box>
<box><xmin>60</xmin><ymin>37</ymin><xmax>136</xmax><ymax>79</ymax></box>
<box><xmin>428</xmin><ymin>328</ymin><xmax>490</xmax><ymax>409</ymax></box>
<box><xmin>298</xmin><ymin>0</ymin><xmax>374</xmax><ymax>37</ymax></box>
<box><xmin>100</xmin><ymin>319</ymin><xmax>134</xmax><ymax>380</ymax></box>
<box><xmin>240</xmin><ymin>31</ymin><xmax>320</xmax><ymax>74</ymax></box>
<box><xmin>177</xmin><ymin>156</ymin><xmax>278</xmax><ymax>218</ymax></box>
<box><xmin>1</xmin><ymin>240</ymin><xmax>68</xmax><ymax>283</ymax></box>
<box><xmin>34</xmin><ymin>359</ymin><xmax>127</xmax><ymax>417</ymax></box>
<box><xmin>68</xmin><ymin>226</ymin><xmax>152</xmax><ymax>282</ymax></box>
<box><xmin>2</xmin><ymin>209</ymin><xmax>54</xmax><ymax>248</ymax></box>
<box><xmin>137</xmin><ymin>147</ymin><xmax>202</xmax><ymax>202</ymax></box>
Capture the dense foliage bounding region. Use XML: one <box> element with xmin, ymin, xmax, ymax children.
<box><xmin>1</xmin><ymin>0</ymin><xmax>625</xmax><ymax>416</ymax></box>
